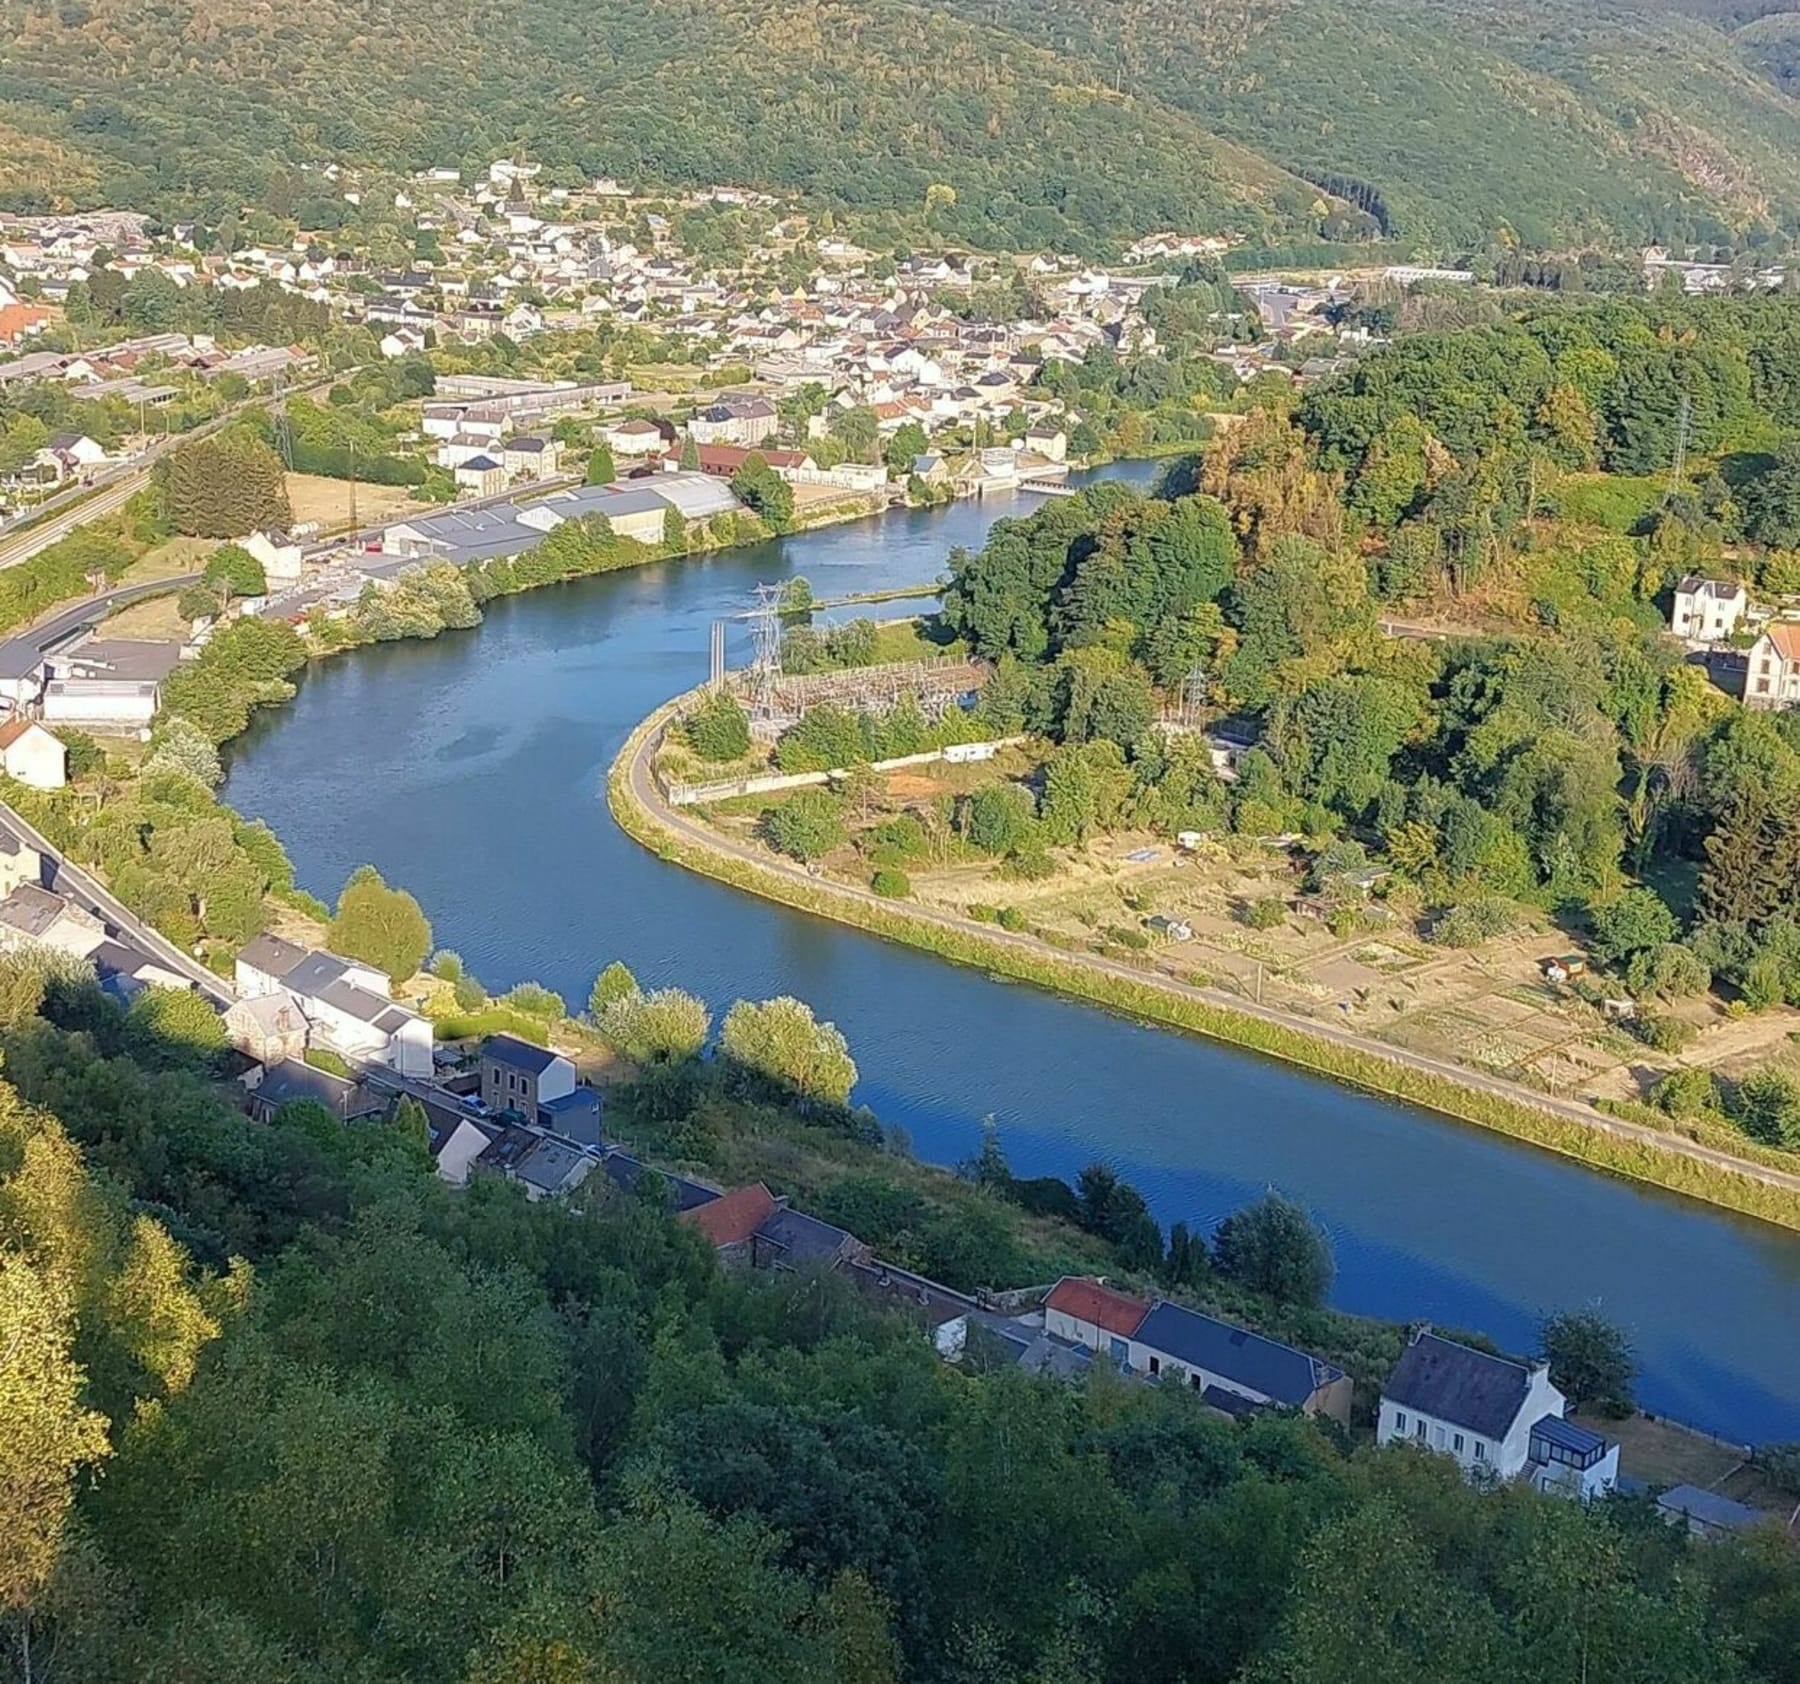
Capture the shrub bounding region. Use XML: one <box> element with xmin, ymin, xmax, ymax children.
<box><xmin>596</xmin><ymin>986</ymin><xmax>711</xmax><ymax>1064</ymax></box>
<box><xmin>1245</xmin><ymin>896</ymin><xmax>1287</xmax><ymax>930</ymax></box>
<box><xmin>868</xmin><ymin>813</ymin><xmax>929</xmax><ymax>863</ymax></box>
<box><xmin>1632</xmin><ymin>1012</ymin><xmax>1696</xmax><ymax>1055</ymax></box>
<box><xmin>1652</xmin><ymin>1067</ymin><xmax>1719</xmax><ymax>1120</ymax></box>
<box><xmin>871</xmin><ymin>868</ymin><xmax>912</xmax><ymax>898</ymax></box>
<box><xmin>720</xmin><ymin>994</ymin><xmax>857</xmax><ymax>1105</ymax></box>
<box><xmin>502</xmin><ymin>981</ymin><xmax>567</xmax><ymax>1021</ymax></box>
<box><xmin>1625</xmin><ymin>942</ymin><xmax>1711</xmax><ymax>1000</ymax></box>
<box><xmin>1732</xmin><ymin>1067</ymin><xmax>1800</xmax><ymax>1149</ymax></box>
<box><xmin>996</xmin><ymin>906</ymin><xmax>1028</xmax><ymax>933</ymax></box>
<box><xmin>1588</xmin><ymin>887</ymin><xmax>1678</xmax><ymax>966</ymax></box>
<box><xmin>1429</xmin><ymin>898</ymin><xmax>1519</xmax><ymax>947</ymax></box>
<box><xmin>997</xmin><ymin>842</ymin><xmax>1056</xmax><ymax>881</ymax></box>
<box><xmin>1105</xmin><ymin>925</ymin><xmax>1151</xmax><ymax>951</ymax></box>
<box><xmin>684</xmin><ymin>690</ymin><xmax>752</xmax><ymax>763</ymax></box>
<box><xmin>762</xmin><ymin>789</ymin><xmax>847</xmax><ymax>862</ymax></box>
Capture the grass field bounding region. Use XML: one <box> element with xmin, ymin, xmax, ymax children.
<box><xmin>284</xmin><ymin>472</ymin><xmax>423</xmax><ymax>533</ymax></box>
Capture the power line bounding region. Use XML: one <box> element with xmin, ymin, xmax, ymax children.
<box><xmin>1662</xmin><ymin>391</ymin><xmax>1691</xmax><ymax>507</ymax></box>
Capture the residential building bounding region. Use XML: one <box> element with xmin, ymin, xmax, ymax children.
<box><xmin>1670</xmin><ymin>576</ymin><xmax>1747</xmax><ymax>643</ymax></box>
<box><xmin>0</xmin><ymin>883</ymin><xmax>106</xmax><ymax>959</ymax></box>
<box><xmin>679</xmin><ymin>1182</ymin><xmax>779</xmax><ymax>1264</ymax></box>
<box><xmin>1657</xmin><ymin>1484</ymin><xmax>1771</xmax><ymax>1540</ymax></box>
<box><xmin>0</xmin><ymin>719</ymin><xmax>67</xmax><ymax>789</ymax></box>
<box><xmin>607</xmin><ymin>417</ymin><xmax>667</xmax><ymax>456</ymax></box>
<box><xmin>454</xmin><ymin>454</ymin><xmax>506</xmax><ymax>496</ymax></box>
<box><xmin>1042</xmin><ymin>1277</ymin><xmax>1350</xmax><ymax>1419</ymax></box>
<box><xmin>479</xmin><ymin>1032</ymin><xmax>580</xmax><ymax>1118</ymax></box>
<box><xmin>244</xmin><ymin>1057</ymin><xmax>383</xmax><ymax>1122</ymax></box>
<box><xmin>41</xmin><ymin>678</ymin><xmax>160</xmax><ymax>732</ymax></box>
<box><xmin>686</xmin><ymin>396</ymin><xmax>778</xmax><ymax>447</ymax></box>
<box><xmin>1377</xmin><ymin>1327</ymin><xmax>1618</xmax><ymax>1501</ymax></box>
<box><xmin>234</xmin><ymin>932</ymin><xmax>433</xmax><ymax>1078</ymax></box>
<box><xmin>474</xmin><ymin>1123</ymin><xmax>595</xmax><ymax>1200</ymax></box>
<box><xmin>223</xmin><ymin>991</ymin><xmax>310</xmax><ymax>1065</ymax></box>
<box><xmin>500</xmin><ymin>435</ymin><xmax>562</xmax><ymax>481</ymax></box>
<box><xmin>0</xmin><ymin>828</ymin><xmax>43</xmax><ymax>897</ymax></box>
<box><xmin>243</xmin><ymin>529</ymin><xmax>306</xmax><ymax>585</ymax></box>
<box><xmin>1744</xmin><ymin>623</ymin><xmax>1800</xmax><ymax>710</ymax></box>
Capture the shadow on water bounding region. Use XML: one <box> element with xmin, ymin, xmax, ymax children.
<box><xmin>223</xmin><ymin>463</ymin><xmax>1800</xmax><ymax>1442</ymax></box>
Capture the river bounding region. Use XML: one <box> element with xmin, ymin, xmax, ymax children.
<box><xmin>223</xmin><ymin>462</ymin><xmax>1800</xmax><ymax>1443</ymax></box>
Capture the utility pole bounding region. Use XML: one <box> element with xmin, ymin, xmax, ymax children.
<box><xmin>347</xmin><ymin>437</ymin><xmax>358</xmax><ymax>534</ymax></box>
<box><xmin>271</xmin><ymin>365</ymin><xmax>294</xmax><ymax>469</ymax></box>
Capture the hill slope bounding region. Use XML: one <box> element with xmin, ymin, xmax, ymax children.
<box><xmin>2</xmin><ymin>0</ymin><xmax>1799</xmax><ymax>251</ymax></box>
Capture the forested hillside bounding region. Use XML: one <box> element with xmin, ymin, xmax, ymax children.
<box><xmin>3</xmin><ymin>0</ymin><xmax>1800</xmax><ymax>251</ymax></box>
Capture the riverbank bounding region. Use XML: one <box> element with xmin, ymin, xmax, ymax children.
<box><xmin>611</xmin><ymin>690</ymin><xmax>1800</xmax><ymax>1234</ymax></box>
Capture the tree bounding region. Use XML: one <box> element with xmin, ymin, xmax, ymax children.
<box><xmin>1733</xmin><ymin>1066</ymin><xmax>1800</xmax><ymax>1149</ymax></box>
<box><xmin>762</xmin><ymin>790</ymin><xmax>847</xmax><ymax>862</ymax></box>
<box><xmin>589</xmin><ymin>961</ymin><xmax>639</xmax><ymax>1017</ymax></box>
<box><xmin>883</xmin><ymin>422</ymin><xmax>929</xmax><ymax>475</ymax></box>
<box><xmin>143</xmin><ymin>717</ymin><xmax>224</xmax><ymax>788</ymax></box>
<box><xmin>730</xmin><ymin>452</ymin><xmax>796</xmax><ymax>530</ymax></box>
<box><xmin>685</xmin><ymin>691</ymin><xmax>751</xmax><ymax>762</ymax></box>
<box><xmin>720</xmin><ymin>996</ymin><xmax>858</xmax><ymax>1105</ymax></box>
<box><xmin>1538</xmin><ymin>1308</ymin><xmax>1636</xmax><ymax>1415</ymax></box>
<box><xmin>156</xmin><ymin>433</ymin><xmax>290</xmax><ymax>538</ymax></box>
<box><xmin>679</xmin><ymin>433</ymin><xmax>700</xmax><ymax>471</ymax></box>
<box><xmin>1588</xmin><ymin>887</ymin><xmax>1677</xmax><ymax>967</ymax></box>
<box><xmin>961</xmin><ymin>783</ymin><xmax>1035</xmax><ymax>855</ymax></box>
<box><xmin>124</xmin><ymin>985</ymin><xmax>229</xmax><ymax>1072</ymax></box>
<box><xmin>1212</xmin><ymin>1193</ymin><xmax>1333</xmax><ymax>1306</ymax></box>
<box><xmin>1742</xmin><ymin>439</ymin><xmax>1800</xmax><ymax>549</ymax></box>
<box><xmin>328</xmin><ymin>864</ymin><xmax>432</xmax><ymax>986</ymax></box>
<box><xmin>595</xmin><ymin>987</ymin><xmax>710</xmax><ymax>1064</ymax></box>
<box><xmin>585</xmin><ymin>443</ymin><xmax>617</xmax><ymax>485</ymax></box>
<box><xmin>203</xmin><ymin>543</ymin><xmax>268</xmax><ymax>598</ymax></box>
<box><xmin>829</xmin><ymin>406</ymin><xmax>879</xmax><ymax>464</ymax></box>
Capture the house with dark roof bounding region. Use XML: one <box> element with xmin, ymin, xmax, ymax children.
<box><xmin>1378</xmin><ymin>1328</ymin><xmax>1618</xmax><ymax>1500</ymax></box>
<box><xmin>244</xmin><ymin>1057</ymin><xmax>383</xmax><ymax>1122</ymax></box>
<box><xmin>234</xmin><ymin>933</ymin><xmax>433</xmax><ymax>1077</ymax></box>
<box><xmin>1657</xmin><ymin>1484</ymin><xmax>1774</xmax><ymax>1540</ymax></box>
<box><xmin>478</xmin><ymin>1033</ymin><xmax>601</xmax><ymax>1145</ymax></box>
<box><xmin>472</xmin><ymin>1121</ymin><xmax>595</xmax><ymax>1201</ymax></box>
<box><xmin>1129</xmin><ymin>1301</ymin><xmax>1351</xmax><ymax>1422</ymax></box>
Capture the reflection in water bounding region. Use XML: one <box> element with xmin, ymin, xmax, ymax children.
<box><xmin>225</xmin><ymin>465</ymin><xmax>1800</xmax><ymax>1442</ymax></box>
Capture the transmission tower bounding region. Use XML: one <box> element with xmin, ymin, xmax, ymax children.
<box><xmin>708</xmin><ymin>619</ymin><xmax>727</xmax><ymax>691</ymax></box>
<box><xmin>270</xmin><ymin>366</ymin><xmax>294</xmax><ymax>470</ymax></box>
<box><xmin>1181</xmin><ymin>664</ymin><xmax>1208</xmax><ymax>730</ymax></box>
<box><xmin>1662</xmin><ymin>391</ymin><xmax>1692</xmax><ymax>506</ymax></box>
<box><xmin>747</xmin><ymin>582</ymin><xmax>784</xmax><ymax>718</ymax></box>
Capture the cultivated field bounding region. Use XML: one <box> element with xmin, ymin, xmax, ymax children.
<box><xmin>284</xmin><ymin>471</ymin><xmax>424</xmax><ymax>533</ymax></box>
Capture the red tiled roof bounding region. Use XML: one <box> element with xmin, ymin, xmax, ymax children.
<box><xmin>679</xmin><ymin>1182</ymin><xmax>777</xmax><ymax>1247</ymax></box>
<box><xmin>692</xmin><ymin>443</ymin><xmax>807</xmax><ymax>475</ymax></box>
<box><xmin>1046</xmin><ymin>1276</ymin><xmax>1150</xmax><ymax>1338</ymax></box>
<box><xmin>1765</xmin><ymin>622</ymin><xmax>1800</xmax><ymax>664</ymax></box>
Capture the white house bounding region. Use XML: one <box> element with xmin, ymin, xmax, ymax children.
<box><xmin>1670</xmin><ymin>576</ymin><xmax>1747</xmax><ymax>643</ymax></box>
<box><xmin>242</xmin><ymin>529</ymin><xmax>306</xmax><ymax>585</ymax></box>
<box><xmin>1744</xmin><ymin>623</ymin><xmax>1800</xmax><ymax>711</ymax></box>
<box><xmin>0</xmin><ymin>719</ymin><xmax>66</xmax><ymax>789</ymax></box>
<box><xmin>234</xmin><ymin>932</ymin><xmax>433</xmax><ymax>1078</ymax></box>
<box><xmin>1378</xmin><ymin>1328</ymin><xmax>1618</xmax><ymax>1501</ymax></box>
<box><xmin>454</xmin><ymin>455</ymin><xmax>506</xmax><ymax>497</ymax></box>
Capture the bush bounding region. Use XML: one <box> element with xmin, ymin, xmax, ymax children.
<box><xmin>1753</xmin><ymin>1442</ymin><xmax>1800</xmax><ymax>1497</ymax></box>
<box><xmin>1625</xmin><ymin>942</ymin><xmax>1711</xmax><ymax>1000</ymax></box>
<box><xmin>868</xmin><ymin>813</ymin><xmax>929</xmax><ymax>864</ymax></box>
<box><xmin>588</xmin><ymin>961</ymin><xmax>639</xmax><ymax>1016</ymax></box>
<box><xmin>1588</xmin><ymin>887</ymin><xmax>1678</xmax><ymax>966</ymax></box>
<box><xmin>761</xmin><ymin>789</ymin><xmax>847</xmax><ymax>862</ymax></box>
<box><xmin>595</xmin><ymin>986</ymin><xmax>710</xmax><ymax>1064</ymax></box>
<box><xmin>1538</xmin><ymin>1308</ymin><xmax>1636</xmax><ymax>1416</ymax></box>
<box><xmin>1732</xmin><ymin>1067</ymin><xmax>1800</xmax><ymax>1149</ymax></box>
<box><xmin>1429</xmin><ymin>898</ymin><xmax>1519</xmax><ymax>947</ymax></box>
<box><xmin>966</xmin><ymin>903</ymin><xmax>998</xmax><ymax>923</ymax></box>
<box><xmin>502</xmin><ymin>982</ymin><xmax>567</xmax><ymax>1021</ymax></box>
<box><xmin>996</xmin><ymin>906</ymin><xmax>1028</xmax><ymax>933</ymax></box>
<box><xmin>1652</xmin><ymin>1066</ymin><xmax>1719</xmax><ymax>1120</ymax></box>
<box><xmin>1245</xmin><ymin>896</ymin><xmax>1287</xmax><ymax>930</ymax></box>
<box><xmin>1631</xmin><ymin>1012</ymin><xmax>1696</xmax><ymax>1055</ymax></box>
<box><xmin>997</xmin><ymin>842</ymin><xmax>1056</xmax><ymax>881</ymax></box>
<box><xmin>871</xmin><ymin>868</ymin><xmax>911</xmax><ymax>898</ymax></box>
<box><xmin>1105</xmin><ymin>925</ymin><xmax>1151</xmax><ymax>951</ymax></box>
<box><xmin>684</xmin><ymin>690</ymin><xmax>752</xmax><ymax>763</ymax></box>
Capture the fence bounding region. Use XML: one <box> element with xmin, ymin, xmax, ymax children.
<box><xmin>662</xmin><ymin>737</ymin><xmax>1025</xmax><ymax>807</ymax></box>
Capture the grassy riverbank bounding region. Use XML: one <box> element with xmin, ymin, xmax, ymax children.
<box><xmin>610</xmin><ymin>702</ymin><xmax>1800</xmax><ymax>1234</ymax></box>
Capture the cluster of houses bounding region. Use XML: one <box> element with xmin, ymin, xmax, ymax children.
<box><xmin>1668</xmin><ymin>576</ymin><xmax>1800</xmax><ymax>711</ymax></box>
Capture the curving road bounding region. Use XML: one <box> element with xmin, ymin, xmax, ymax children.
<box><xmin>0</xmin><ymin>571</ymin><xmax>201</xmax><ymax>682</ymax></box>
<box><xmin>624</xmin><ymin>701</ymin><xmax>1800</xmax><ymax>1204</ymax></box>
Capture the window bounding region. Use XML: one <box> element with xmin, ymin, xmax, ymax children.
<box><xmin>1394</xmin><ymin>1412</ymin><xmax>1407</xmax><ymax>1434</ymax></box>
<box><xmin>1415</xmin><ymin>1420</ymin><xmax>1427</xmax><ymax>1441</ymax></box>
<box><xmin>1190</xmin><ymin>1373</ymin><xmax>1202</xmax><ymax>1391</ymax></box>
<box><xmin>1453</xmin><ymin>1433</ymin><xmax>1464</xmax><ymax>1453</ymax></box>
<box><xmin>1147</xmin><ymin>1356</ymin><xmax>1160</xmax><ymax>1376</ymax></box>
<box><xmin>1474</xmin><ymin>1441</ymin><xmax>1487</xmax><ymax>1462</ymax></box>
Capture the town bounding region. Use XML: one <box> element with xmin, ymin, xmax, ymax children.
<box><xmin>7</xmin><ymin>127</ymin><xmax>1800</xmax><ymax>1684</ymax></box>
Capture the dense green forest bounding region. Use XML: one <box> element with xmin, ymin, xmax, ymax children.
<box><xmin>4</xmin><ymin>0</ymin><xmax>1800</xmax><ymax>250</ymax></box>
<box><xmin>8</xmin><ymin>947</ymin><xmax>1800</xmax><ymax>1683</ymax></box>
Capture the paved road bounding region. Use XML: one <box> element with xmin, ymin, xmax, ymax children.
<box><xmin>0</xmin><ymin>796</ymin><xmax>234</xmax><ymax>1004</ymax></box>
<box><xmin>624</xmin><ymin>700</ymin><xmax>1800</xmax><ymax>1201</ymax></box>
<box><xmin>0</xmin><ymin>571</ymin><xmax>201</xmax><ymax>680</ymax></box>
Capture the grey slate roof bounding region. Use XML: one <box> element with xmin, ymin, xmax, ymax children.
<box><xmin>757</xmin><ymin>1206</ymin><xmax>856</xmax><ymax>1267</ymax></box>
<box><xmin>1657</xmin><ymin>1484</ymin><xmax>1765</xmax><ymax>1533</ymax></box>
<box><xmin>514</xmin><ymin>1133</ymin><xmax>589</xmax><ymax>1194</ymax></box>
<box><xmin>483</xmin><ymin>1033</ymin><xmax>561</xmax><ymax>1076</ymax></box>
<box><xmin>0</xmin><ymin>883</ymin><xmax>76</xmax><ymax>939</ymax></box>
<box><xmin>1383</xmin><ymin>1331</ymin><xmax>1533</xmax><ymax>1440</ymax></box>
<box><xmin>1133</xmin><ymin>1301</ymin><xmax>1339</xmax><ymax>1407</ymax></box>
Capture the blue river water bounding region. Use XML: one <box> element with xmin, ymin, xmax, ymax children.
<box><xmin>222</xmin><ymin>463</ymin><xmax>1800</xmax><ymax>1442</ymax></box>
